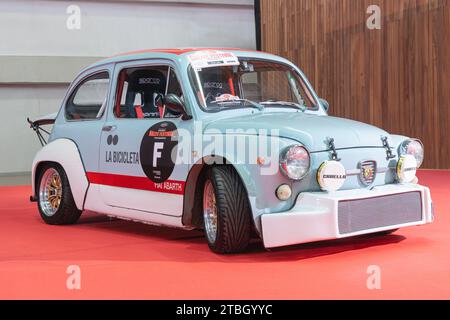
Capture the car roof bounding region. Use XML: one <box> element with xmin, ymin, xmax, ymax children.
<box><xmin>83</xmin><ymin>47</ymin><xmax>283</xmax><ymax>72</ymax></box>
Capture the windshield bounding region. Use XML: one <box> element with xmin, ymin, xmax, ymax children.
<box><xmin>188</xmin><ymin>59</ymin><xmax>317</xmax><ymax>112</ymax></box>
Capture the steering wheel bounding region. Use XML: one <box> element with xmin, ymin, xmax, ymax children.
<box><xmin>205</xmin><ymin>92</ymin><xmax>223</xmax><ymax>104</ymax></box>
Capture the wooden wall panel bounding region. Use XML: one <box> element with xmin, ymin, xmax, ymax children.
<box><xmin>260</xmin><ymin>0</ymin><xmax>450</xmax><ymax>168</ymax></box>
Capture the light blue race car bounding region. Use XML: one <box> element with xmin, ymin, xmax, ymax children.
<box><xmin>29</xmin><ymin>48</ymin><xmax>433</xmax><ymax>253</ymax></box>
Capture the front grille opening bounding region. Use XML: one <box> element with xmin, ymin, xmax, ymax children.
<box><xmin>338</xmin><ymin>192</ymin><xmax>423</xmax><ymax>234</ymax></box>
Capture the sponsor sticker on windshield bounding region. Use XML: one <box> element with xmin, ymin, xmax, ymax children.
<box><xmin>188</xmin><ymin>50</ymin><xmax>239</xmax><ymax>69</ymax></box>
<box><xmin>214</xmin><ymin>94</ymin><xmax>240</xmax><ymax>102</ymax></box>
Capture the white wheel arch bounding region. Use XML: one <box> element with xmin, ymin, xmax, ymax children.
<box><xmin>32</xmin><ymin>138</ymin><xmax>89</xmax><ymax>210</ymax></box>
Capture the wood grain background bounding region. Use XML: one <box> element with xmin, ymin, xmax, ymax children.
<box><xmin>259</xmin><ymin>0</ymin><xmax>450</xmax><ymax>169</ymax></box>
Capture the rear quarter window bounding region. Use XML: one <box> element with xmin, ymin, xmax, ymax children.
<box><xmin>65</xmin><ymin>72</ymin><xmax>110</xmax><ymax>120</ymax></box>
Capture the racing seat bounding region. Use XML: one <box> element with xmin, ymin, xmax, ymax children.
<box><xmin>201</xmin><ymin>68</ymin><xmax>237</xmax><ymax>103</ymax></box>
<box><xmin>125</xmin><ymin>69</ymin><xmax>167</xmax><ymax>118</ymax></box>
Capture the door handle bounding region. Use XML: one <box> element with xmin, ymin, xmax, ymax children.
<box><xmin>102</xmin><ymin>125</ymin><xmax>117</xmax><ymax>132</ymax></box>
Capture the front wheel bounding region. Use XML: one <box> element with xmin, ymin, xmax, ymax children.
<box><xmin>37</xmin><ymin>164</ymin><xmax>82</xmax><ymax>225</ymax></box>
<box><xmin>202</xmin><ymin>166</ymin><xmax>252</xmax><ymax>254</ymax></box>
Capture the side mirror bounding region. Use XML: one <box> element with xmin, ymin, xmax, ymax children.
<box><xmin>319</xmin><ymin>98</ymin><xmax>329</xmax><ymax>113</ymax></box>
<box><xmin>164</xmin><ymin>93</ymin><xmax>192</xmax><ymax>120</ymax></box>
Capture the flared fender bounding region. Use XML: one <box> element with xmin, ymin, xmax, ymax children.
<box><xmin>32</xmin><ymin>139</ymin><xmax>89</xmax><ymax>210</ymax></box>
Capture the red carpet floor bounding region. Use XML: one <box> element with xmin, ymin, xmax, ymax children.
<box><xmin>0</xmin><ymin>170</ymin><xmax>449</xmax><ymax>299</ymax></box>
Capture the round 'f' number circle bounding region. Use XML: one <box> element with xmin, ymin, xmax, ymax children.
<box><xmin>139</xmin><ymin>122</ymin><xmax>178</xmax><ymax>183</ymax></box>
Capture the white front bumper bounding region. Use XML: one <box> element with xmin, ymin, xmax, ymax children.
<box><xmin>261</xmin><ymin>184</ymin><xmax>433</xmax><ymax>249</ymax></box>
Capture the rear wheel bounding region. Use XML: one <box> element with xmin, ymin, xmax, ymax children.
<box><xmin>202</xmin><ymin>166</ymin><xmax>252</xmax><ymax>254</ymax></box>
<box><xmin>37</xmin><ymin>164</ymin><xmax>82</xmax><ymax>225</ymax></box>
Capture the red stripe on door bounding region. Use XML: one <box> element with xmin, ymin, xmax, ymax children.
<box><xmin>87</xmin><ymin>172</ymin><xmax>185</xmax><ymax>195</ymax></box>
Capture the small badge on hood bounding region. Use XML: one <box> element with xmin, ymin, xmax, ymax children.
<box><xmin>359</xmin><ymin>160</ymin><xmax>377</xmax><ymax>186</ymax></box>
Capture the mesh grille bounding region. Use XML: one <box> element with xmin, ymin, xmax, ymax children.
<box><xmin>338</xmin><ymin>191</ymin><xmax>422</xmax><ymax>234</ymax></box>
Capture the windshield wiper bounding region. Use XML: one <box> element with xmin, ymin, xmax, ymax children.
<box><xmin>212</xmin><ymin>99</ymin><xmax>264</xmax><ymax>111</ymax></box>
<box><xmin>260</xmin><ymin>101</ymin><xmax>306</xmax><ymax>112</ymax></box>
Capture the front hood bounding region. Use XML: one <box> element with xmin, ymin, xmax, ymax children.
<box><xmin>204</xmin><ymin>112</ymin><xmax>391</xmax><ymax>152</ymax></box>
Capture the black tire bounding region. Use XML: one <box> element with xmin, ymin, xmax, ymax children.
<box><xmin>37</xmin><ymin>163</ymin><xmax>82</xmax><ymax>225</ymax></box>
<box><xmin>202</xmin><ymin>166</ymin><xmax>252</xmax><ymax>253</ymax></box>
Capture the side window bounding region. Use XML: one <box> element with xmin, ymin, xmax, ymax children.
<box><xmin>114</xmin><ymin>66</ymin><xmax>183</xmax><ymax>119</ymax></box>
<box><xmin>66</xmin><ymin>72</ymin><xmax>110</xmax><ymax>120</ymax></box>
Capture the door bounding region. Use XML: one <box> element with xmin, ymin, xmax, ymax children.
<box><xmin>95</xmin><ymin>62</ymin><xmax>192</xmax><ymax>218</ymax></box>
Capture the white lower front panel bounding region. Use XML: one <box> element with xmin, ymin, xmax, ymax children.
<box><xmin>261</xmin><ymin>183</ymin><xmax>433</xmax><ymax>248</ymax></box>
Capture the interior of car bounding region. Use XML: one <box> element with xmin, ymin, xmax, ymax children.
<box><xmin>115</xmin><ymin>66</ymin><xmax>182</xmax><ymax>119</ymax></box>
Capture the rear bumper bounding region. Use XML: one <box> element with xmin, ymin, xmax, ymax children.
<box><xmin>261</xmin><ymin>183</ymin><xmax>433</xmax><ymax>248</ymax></box>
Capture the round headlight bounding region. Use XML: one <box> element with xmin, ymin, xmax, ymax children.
<box><xmin>280</xmin><ymin>145</ymin><xmax>310</xmax><ymax>180</ymax></box>
<box><xmin>400</xmin><ymin>139</ymin><xmax>424</xmax><ymax>168</ymax></box>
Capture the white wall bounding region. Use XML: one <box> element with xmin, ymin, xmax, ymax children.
<box><xmin>0</xmin><ymin>0</ymin><xmax>256</xmax><ymax>175</ymax></box>
<box><xmin>0</xmin><ymin>84</ymin><xmax>67</xmax><ymax>174</ymax></box>
<box><xmin>0</xmin><ymin>0</ymin><xmax>255</xmax><ymax>56</ymax></box>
